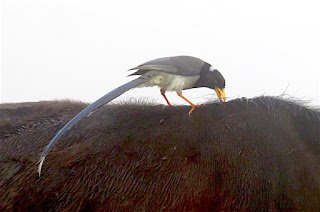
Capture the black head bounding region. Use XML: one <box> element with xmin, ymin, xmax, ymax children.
<box><xmin>193</xmin><ymin>62</ymin><xmax>226</xmax><ymax>102</ymax></box>
<box><xmin>207</xmin><ymin>69</ymin><xmax>225</xmax><ymax>89</ymax></box>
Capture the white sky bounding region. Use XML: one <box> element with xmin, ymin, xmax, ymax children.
<box><xmin>1</xmin><ymin>0</ymin><xmax>320</xmax><ymax>106</ymax></box>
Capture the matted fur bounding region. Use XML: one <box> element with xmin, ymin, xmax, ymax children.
<box><xmin>0</xmin><ymin>96</ymin><xmax>319</xmax><ymax>211</ymax></box>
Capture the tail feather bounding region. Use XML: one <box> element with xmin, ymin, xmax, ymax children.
<box><xmin>38</xmin><ymin>77</ymin><xmax>146</xmax><ymax>176</ymax></box>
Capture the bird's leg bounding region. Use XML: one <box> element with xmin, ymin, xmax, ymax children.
<box><xmin>160</xmin><ymin>89</ymin><xmax>171</xmax><ymax>106</ymax></box>
<box><xmin>176</xmin><ymin>92</ymin><xmax>201</xmax><ymax>115</ymax></box>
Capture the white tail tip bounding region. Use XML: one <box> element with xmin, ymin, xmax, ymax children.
<box><xmin>37</xmin><ymin>157</ymin><xmax>45</xmax><ymax>177</ymax></box>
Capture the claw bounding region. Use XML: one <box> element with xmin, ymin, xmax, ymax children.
<box><xmin>188</xmin><ymin>104</ymin><xmax>201</xmax><ymax>116</ymax></box>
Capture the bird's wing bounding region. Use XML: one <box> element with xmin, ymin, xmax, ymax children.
<box><xmin>129</xmin><ymin>56</ymin><xmax>205</xmax><ymax>76</ymax></box>
<box><xmin>38</xmin><ymin>77</ymin><xmax>147</xmax><ymax>176</ymax></box>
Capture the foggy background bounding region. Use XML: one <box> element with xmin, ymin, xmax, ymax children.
<box><xmin>1</xmin><ymin>0</ymin><xmax>319</xmax><ymax>106</ymax></box>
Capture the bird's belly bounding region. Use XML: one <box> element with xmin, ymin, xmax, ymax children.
<box><xmin>138</xmin><ymin>72</ymin><xmax>199</xmax><ymax>93</ymax></box>
<box><xmin>160</xmin><ymin>74</ymin><xmax>200</xmax><ymax>93</ymax></box>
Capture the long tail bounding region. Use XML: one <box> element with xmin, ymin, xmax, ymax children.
<box><xmin>38</xmin><ymin>77</ymin><xmax>146</xmax><ymax>176</ymax></box>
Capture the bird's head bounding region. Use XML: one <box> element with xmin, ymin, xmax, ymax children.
<box><xmin>212</xmin><ymin>69</ymin><xmax>226</xmax><ymax>102</ymax></box>
<box><xmin>206</xmin><ymin>67</ymin><xmax>226</xmax><ymax>102</ymax></box>
<box><xmin>193</xmin><ymin>64</ymin><xmax>226</xmax><ymax>102</ymax></box>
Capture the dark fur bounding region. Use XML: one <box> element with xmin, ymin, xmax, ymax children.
<box><xmin>0</xmin><ymin>96</ymin><xmax>319</xmax><ymax>211</ymax></box>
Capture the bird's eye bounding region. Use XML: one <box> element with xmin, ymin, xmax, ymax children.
<box><xmin>214</xmin><ymin>81</ymin><xmax>218</xmax><ymax>85</ymax></box>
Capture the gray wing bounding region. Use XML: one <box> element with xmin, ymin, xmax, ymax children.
<box><xmin>38</xmin><ymin>77</ymin><xmax>146</xmax><ymax>176</ymax></box>
<box><xmin>129</xmin><ymin>56</ymin><xmax>205</xmax><ymax>76</ymax></box>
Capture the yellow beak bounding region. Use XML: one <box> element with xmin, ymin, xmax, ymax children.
<box><xmin>214</xmin><ymin>88</ymin><xmax>226</xmax><ymax>102</ymax></box>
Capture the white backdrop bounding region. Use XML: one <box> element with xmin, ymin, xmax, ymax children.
<box><xmin>2</xmin><ymin>0</ymin><xmax>319</xmax><ymax>106</ymax></box>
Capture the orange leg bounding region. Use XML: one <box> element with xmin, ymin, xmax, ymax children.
<box><xmin>176</xmin><ymin>92</ymin><xmax>201</xmax><ymax>115</ymax></box>
<box><xmin>160</xmin><ymin>89</ymin><xmax>171</xmax><ymax>106</ymax></box>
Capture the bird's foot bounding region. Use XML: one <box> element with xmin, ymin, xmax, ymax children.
<box><xmin>162</xmin><ymin>104</ymin><xmax>171</xmax><ymax>109</ymax></box>
<box><xmin>162</xmin><ymin>101</ymin><xmax>172</xmax><ymax>108</ymax></box>
<box><xmin>188</xmin><ymin>104</ymin><xmax>202</xmax><ymax>116</ymax></box>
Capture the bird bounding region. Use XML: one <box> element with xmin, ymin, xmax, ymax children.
<box><xmin>37</xmin><ymin>55</ymin><xmax>226</xmax><ymax>176</ymax></box>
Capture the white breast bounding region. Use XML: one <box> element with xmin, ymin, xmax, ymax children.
<box><xmin>164</xmin><ymin>74</ymin><xmax>199</xmax><ymax>93</ymax></box>
<box><xmin>138</xmin><ymin>72</ymin><xmax>200</xmax><ymax>93</ymax></box>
